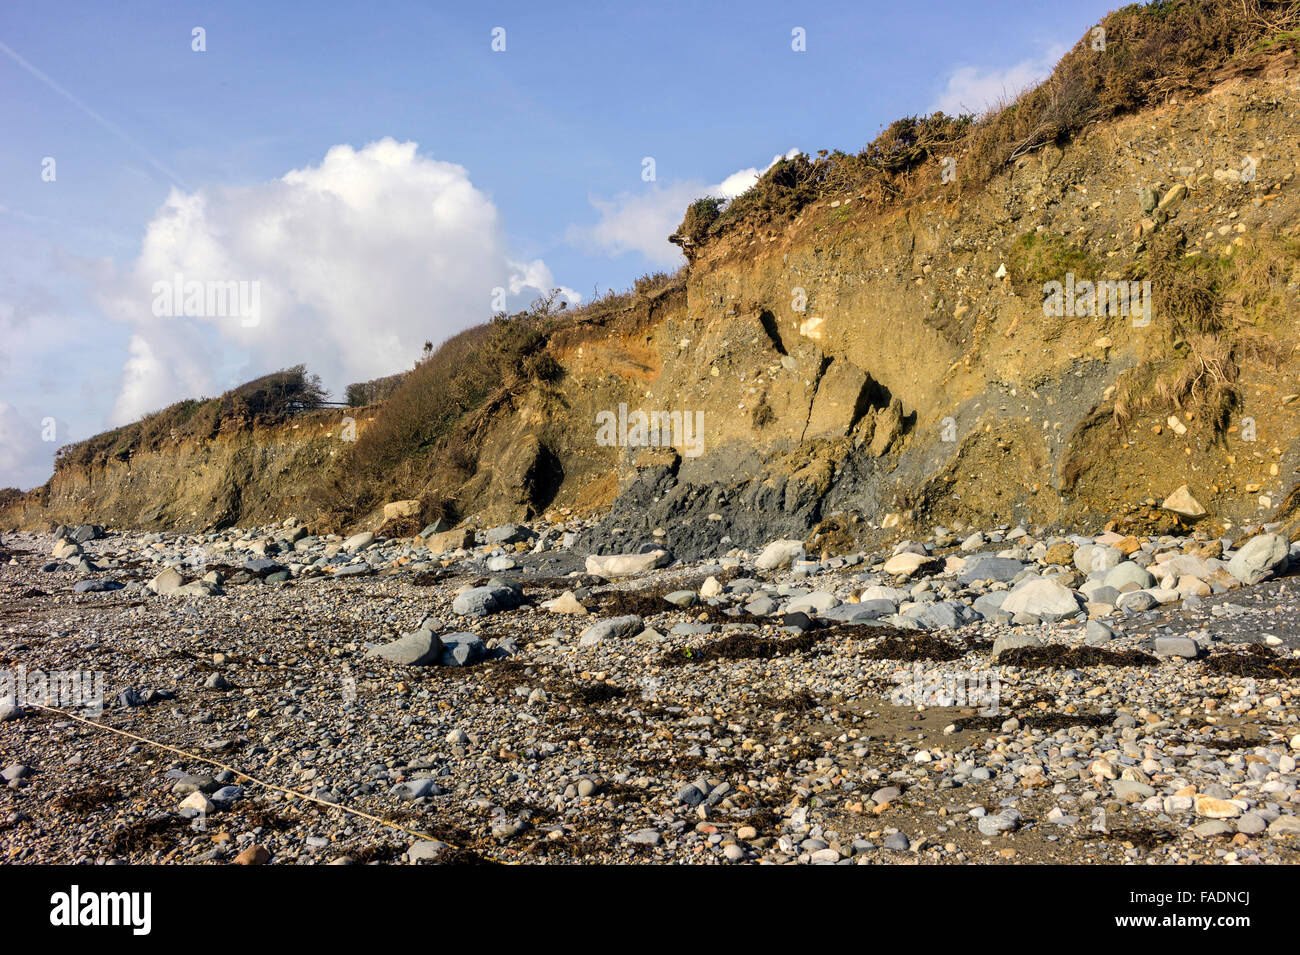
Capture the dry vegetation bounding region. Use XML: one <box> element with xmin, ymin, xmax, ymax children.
<box><xmin>681</xmin><ymin>0</ymin><xmax>1300</xmax><ymax>248</ymax></box>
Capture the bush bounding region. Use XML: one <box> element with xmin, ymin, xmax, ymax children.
<box><xmin>669</xmin><ymin>197</ymin><xmax>723</xmax><ymax>260</ymax></box>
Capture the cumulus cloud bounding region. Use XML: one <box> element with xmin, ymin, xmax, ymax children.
<box><xmin>97</xmin><ymin>138</ymin><xmax>568</xmax><ymax>425</ymax></box>
<box><xmin>567</xmin><ymin>149</ymin><xmax>800</xmax><ymax>267</ymax></box>
<box><xmin>0</xmin><ymin>402</ymin><xmax>55</xmax><ymax>490</ymax></box>
<box><xmin>931</xmin><ymin>44</ymin><xmax>1068</xmax><ymax>117</ymax></box>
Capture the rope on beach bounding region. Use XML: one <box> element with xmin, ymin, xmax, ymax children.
<box><xmin>27</xmin><ymin>702</ymin><xmax>518</xmax><ymax>865</ymax></box>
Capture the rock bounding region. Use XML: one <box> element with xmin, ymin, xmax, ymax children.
<box><xmin>1043</xmin><ymin>540</ymin><xmax>1074</xmax><ymax>565</ymax></box>
<box><xmin>72</xmin><ymin>524</ymin><xmax>104</xmax><ymax>543</ymax></box>
<box><xmin>73</xmin><ymin>579</ymin><xmax>122</xmax><ymax>593</ymax></box>
<box><xmin>180</xmin><ymin>791</ymin><xmax>214</xmax><ymax>813</ymax></box>
<box><xmin>1073</xmin><ymin>544</ymin><xmax>1122</xmax><ymax>573</ymax></box>
<box><xmin>234</xmin><ymin>844</ymin><xmax>271</xmax><ymax>865</ymax></box>
<box><xmin>1161</xmin><ymin>485</ymin><xmax>1205</xmax><ymax>519</ymax></box>
<box><xmin>1116</xmin><ymin>591</ymin><xmax>1157</xmax><ymax>612</ymax></box>
<box><xmin>820</xmin><ymin>600</ymin><xmax>894</xmax><ymax>623</ymax></box>
<box><xmin>786</xmin><ymin>590</ymin><xmax>839</xmax><ymax>614</ymax></box>
<box><xmin>754</xmin><ymin>539</ymin><xmax>805</xmax><ymax>571</ymax></box>
<box><xmin>882</xmin><ymin>552</ymin><xmax>932</xmax><ymax>578</ymax></box>
<box><xmin>342</xmin><ymin>532</ymin><xmax>375</xmax><ymax>554</ymax></box>
<box><xmin>1000</xmin><ymin>578</ymin><xmax>1080</xmax><ymax>622</ymax></box>
<box><xmin>1103</xmin><ymin>562</ymin><xmax>1155</xmax><ymax>591</ymax></box>
<box><xmin>382</xmin><ymin>500</ymin><xmax>421</xmax><ymax>521</ymax></box>
<box><xmin>1084</xmin><ymin>620</ymin><xmax>1115</xmax><ymax>645</ymax></box>
<box><xmin>699</xmin><ymin>576</ymin><xmax>723</xmax><ymax>598</ymax></box>
<box><xmin>407</xmin><ymin>839</ymin><xmax>451</xmax><ymax>862</ymax></box>
<box><xmin>446</xmin><ymin>728</ymin><xmax>469</xmax><ymax>746</ymax></box>
<box><xmin>882</xmin><ymin>832</ymin><xmax>910</xmax><ymax>851</ymax></box>
<box><xmin>1</xmin><ymin>765</ymin><xmax>29</xmax><ymax>783</ymax></box>
<box><xmin>1236</xmin><ymin>812</ymin><xmax>1267</xmax><ymax>835</ymax></box>
<box><xmin>1154</xmin><ymin>636</ymin><xmax>1200</xmax><ymax>659</ymax></box>
<box><xmin>1226</xmin><ymin>533</ymin><xmax>1289</xmax><ymax>585</ymax></box>
<box><xmin>805</xmin><ymin>360</ymin><xmax>872</xmax><ymax>439</ymax></box>
<box><xmin>1157</xmin><ymin>182</ymin><xmax>1187</xmax><ymax>210</ymax></box>
<box><xmin>992</xmin><ymin>632</ymin><xmax>1042</xmax><ymax>660</ymax></box>
<box><xmin>977</xmin><ymin>812</ymin><xmax>1019</xmax><ymax>835</ymax></box>
<box><xmin>626</xmin><ymin>828</ymin><xmax>662</xmax><ymax>846</ymax></box>
<box><xmin>426</xmin><ymin>527</ymin><xmax>475</xmax><ymax>553</ymax></box>
<box><xmin>367</xmin><ymin>630</ymin><xmax>443</xmax><ymax>666</ymax></box>
<box><xmin>452</xmin><ymin>585</ymin><xmax>522</xmax><ymax>617</ymax></box>
<box><xmin>957</xmin><ymin>555</ymin><xmax>1025</xmax><ymax>584</ymax></box>
<box><xmin>578</xmin><ymin>615</ymin><xmax>645</xmax><ymax>646</ymax></box>
<box><xmin>149</xmin><ymin>567</ymin><xmax>186</xmax><ymax>595</ymax></box>
<box><xmin>1267</xmin><ymin>815</ymin><xmax>1300</xmax><ymax>836</ymax></box>
<box><xmin>1113</xmin><ymin>780</ymin><xmax>1155</xmax><ymax>800</ymax></box>
<box><xmin>439</xmin><ymin>632</ymin><xmax>486</xmax><ymax>667</ymax></box>
<box><xmin>418</xmin><ymin>518</ymin><xmax>451</xmax><ymax>538</ymax></box>
<box><xmin>1192</xmin><ymin>820</ymin><xmax>1232</xmax><ymax>838</ymax></box>
<box><xmin>663</xmin><ymin>590</ymin><xmax>698</xmax><ymax>608</ymax></box>
<box><xmin>1194</xmin><ymin>794</ymin><xmax>1242</xmax><ymax>818</ymax></box>
<box><xmin>675</xmin><ymin>783</ymin><xmax>706</xmax><ymax>806</ymax></box>
<box><xmin>485</xmin><ymin>524</ymin><xmax>529</xmax><ymax>545</ymax></box>
<box><xmin>543</xmin><ymin>590</ymin><xmax>588</xmax><ymax>615</ymax></box>
<box><xmin>584</xmin><ymin>551</ymin><xmax>671</xmax><ymax>577</ymax></box>
<box><xmin>486</xmin><ymin>555</ymin><xmax>518</xmax><ymax>572</ymax></box>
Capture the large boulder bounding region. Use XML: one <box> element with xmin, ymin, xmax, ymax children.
<box><xmin>992</xmin><ymin>632</ymin><xmax>1043</xmax><ymax>661</ymax></box>
<box><xmin>578</xmin><ymin>615</ymin><xmax>645</xmax><ymax>646</ymax></box>
<box><xmin>426</xmin><ymin>527</ymin><xmax>475</xmax><ymax>553</ymax></box>
<box><xmin>149</xmin><ymin>567</ymin><xmax>186</xmax><ymax>595</ymax></box>
<box><xmin>1226</xmin><ymin>533</ymin><xmax>1290</xmax><ymax>585</ymax></box>
<box><xmin>486</xmin><ymin>524</ymin><xmax>529</xmax><ymax>546</ymax></box>
<box><xmin>1000</xmin><ymin>578</ymin><xmax>1081</xmax><ymax>622</ymax></box>
<box><xmin>957</xmin><ymin>555</ymin><xmax>1025</xmax><ymax>584</ymax></box>
<box><xmin>452</xmin><ymin>585</ymin><xmax>523</xmax><ymax>617</ymax></box>
<box><xmin>754</xmin><ymin>539</ymin><xmax>805</xmax><ymax>571</ymax></box>
<box><xmin>882</xmin><ymin>551</ymin><xmax>934</xmax><ymax>578</ymax></box>
<box><xmin>1073</xmin><ymin>543</ymin><xmax>1122</xmax><ymax>574</ymax></box>
<box><xmin>367</xmin><ymin>630</ymin><xmax>443</xmax><ymax>666</ymax></box>
<box><xmin>343</xmin><ymin>531</ymin><xmax>376</xmax><ymax>554</ymax></box>
<box><xmin>585</xmin><ymin>550</ymin><xmax>671</xmax><ymax>577</ymax></box>
<box><xmin>439</xmin><ymin>632</ymin><xmax>486</xmax><ymax>667</ymax></box>
<box><xmin>1162</xmin><ymin>485</ymin><xmax>1206</xmax><ymax>519</ymax></box>
<box><xmin>1102</xmin><ymin>561</ymin><xmax>1155</xmax><ymax>592</ymax></box>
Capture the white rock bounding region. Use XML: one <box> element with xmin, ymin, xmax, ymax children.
<box><xmin>584</xmin><ymin>551</ymin><xmax>671</xmax><ymax>577</ymax></box>
<box><xmin>754</xmin><ymin>540</ymin><xmax>805</xmax><ymax>571</ymax></box>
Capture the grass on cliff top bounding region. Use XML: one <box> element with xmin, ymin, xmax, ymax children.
<box><xmin>691</xmin><ymin>0</ymin><xmax>1300</xmax><ymax>248</ymax></box>
<box><xmin>53</xmin><ymin>365</ymin><xmax>327</xmax><ymax>471</ymax></box>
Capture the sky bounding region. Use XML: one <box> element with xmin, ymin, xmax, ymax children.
<box><xmin>0</xmin><ymin>0</ymin><xmax>1118</xmax><ymax>489</ymax></box>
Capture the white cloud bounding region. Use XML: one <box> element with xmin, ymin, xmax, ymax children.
<box><xmin>568</xmin><ymin>149</ymin><xmax>800</xmax><ymax>267</ymax></box>
<box><xmin>931</xmin><ymin>44</ymin><xmax>1068</xmax><ymax>117</ymax></box>
<box><xmin>97</xmin><ymin>138</ymin><xmax>568</xmax><ymax>424</ymax></box>
<box><xmin>0</xmin><ymin>402</ymin><xmax>53</xmax><ymax>490</ymax></box>
<box><xmin>507</xmin><ymin>258</ymin><xmax>580</xmax><ymax>307</ymax></box>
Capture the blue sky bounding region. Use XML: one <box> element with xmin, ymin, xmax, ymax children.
<box><xmin>0</xmin><ymin>0</ymin><xmax>1117</xmax><ymax>488</ymax></box>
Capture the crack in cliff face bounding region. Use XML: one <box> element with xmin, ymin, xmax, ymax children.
<box><xmin>757</xmin><ymin>310</ymin><xmax>787</xmax><ymax>355</ymax></box>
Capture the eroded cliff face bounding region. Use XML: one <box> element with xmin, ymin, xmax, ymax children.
<box><xmin>7</xmin><ymin>62</ymin><xmax>1300</xmax><ymax>551</ymax></box>
<box><xmin>4</xmin><ymin>411</ymin><xmax>360</xmax><ymax>532</ymax></box>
